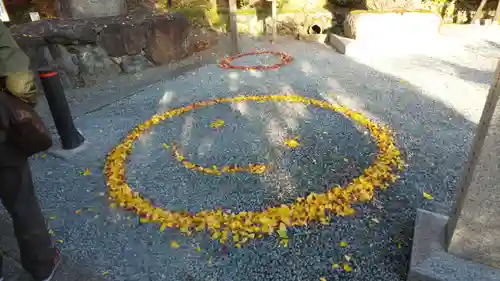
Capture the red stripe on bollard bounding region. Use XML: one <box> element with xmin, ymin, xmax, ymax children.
<box><xmin>39</xmin><ymin>72</ymin><xmax>57</xmax><ymax>78</ymax></box>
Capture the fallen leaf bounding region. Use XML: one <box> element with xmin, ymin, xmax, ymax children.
<box><xmin>56</xmin><ymin>240</ymin><xmax>63</xmax><ymax>244</ymax></box>
<box><xmin>102</xmin><ymin>271</ymin><xmax>109</xmax><ymax>276</ymax></box>
<box><xmin>344</xmin><ymin>254</ymin><xmax>351</xmax><ymax>262</ymax></box>
<box><xmin>371</xmin><ymin>218</ymin><xmax>380</xmax><ymax>224</ymax></box>
<box><xmin>159</xmin><ymin>223</ymin><xmax>167</xmax><ymax>232</ymax></box>
<box><xmin>343</xmin><ymin>263</ymin><xmax>353</xmax><ymax>272</ymax></box>
<box><xmin>339</xmin><ymin>241</ymin><xmax>348</xmax><ymax>247</ymax></box>
<box><xmin>49</xmin><ymin>216</ymin><xmax>57</xmax><ymax>220</ymax></box>
<box><xmin>195</xmin><ymin>247</ymin><xmax>201</xmax><ymax>252</ymax></box>
<box><xmin>208</xmin><ymin>256</ymin><xmax>213</xmax><ymax>264</ymax></box>
<box><xmin>277</xmin><ymin>223</ymin><xmax>288</xmax><ymax>239</ymax></box>
<box><xmin>319</xmin><ymin>277</ymin><xmax>327</xmax><ymax>281</ymax></box>
<box><xmin>280</xmin><ymin>238</ymin><xmax>289</xmax><ymax>247</ymax></box>
<box><xmin>162</xmin><ymin>143</ymin><xmax>170</xmax><ymax>149</ymax></box>
<box><xmin>423</xmin><ymin>192</ymin><xmax>433</xmax><ymax>200</ymax></box>
<box><xmin>41</xmin><ymin>153</ymin><xmax>47</xmax><ymax>158</ymax></box>
<box><xmin>75</xmin><ymin>209</ymin><xmax>82</xmax><ymax>214</ymax></box>
<box><xmin>284</xmin><ymin>138</ymin><xmax>300</xmax><ymax>148</ymax></box>
<box><xmin>48</xmin><ymin>229</ymin><xmax>55</xmax><ymax>236</ymax></box>
<box><xmin>332</xmin><ymin>263</ymin><xmax>339</xmax><ymax>269</ymax></box>
<box><xmin>210</xmin><ymin>119</ymin><xmax>225</xmax><ymax>128</ymax></box>
<box><xmin>171</xmin><ymin>241</ymin><xmax>180</xmax><ymax>249</ymax></box>
<box><xmin>81</xmin><ymin>168</ymin><xmax>91</xmax><ymax>176</ymax></box>
<box><xmin>397</xmin><ymin>243</ymin><xmax>402</xmax><ymax>249</ymax></box>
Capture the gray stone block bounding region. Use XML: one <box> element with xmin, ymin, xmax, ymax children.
<box><xmin>408</xmin><ymin>209</ymin><xmax>500</xmax><ymax>281</ymax></box>
<box><xmin>326</xmin><ymin>33</ymin><xmax>358</xmax><ymax>55</ymax></box>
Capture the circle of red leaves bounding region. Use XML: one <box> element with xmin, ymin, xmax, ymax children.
<box><xmin>218</xmin><ymin>51</ymin><xmax>293</xmax><ymax>71</ymax></box>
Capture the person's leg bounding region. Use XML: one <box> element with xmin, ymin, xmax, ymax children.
<box><xmin>0</xmin><ymin>161</ymin><xmax>57</xmax><ymax>280</ymax></box>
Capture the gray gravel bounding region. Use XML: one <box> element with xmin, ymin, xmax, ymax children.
<box><xmin>26</xmin><ymin>26</ymin><xmax>500</xmax><ymax>281</ymax></box>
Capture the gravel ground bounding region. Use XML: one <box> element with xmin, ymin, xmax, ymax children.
<box><xmin>24</xmin><ymin>26</ymin><xmax>500</xmax><ymax>281</ymax></box>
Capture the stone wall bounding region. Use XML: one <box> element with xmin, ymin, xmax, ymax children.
<box><xmin>56</xmin><ymin>0</ymin><xmax>127</xmax><ymax>18</ymax></box>
<box><xmin>10</xmin><ymin>12</ymin><xmax>197</xmax><ymax>89</ymax></box>
<box><xmin>235</xmin><ymin>11</ymin><xmax>333</xmax><ymax>36</ymax></box>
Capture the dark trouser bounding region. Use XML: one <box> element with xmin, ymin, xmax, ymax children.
<box><xmin>0</xmin><ymin>160</ymin><xmax>55</xmax><ymax>280</ymax></box>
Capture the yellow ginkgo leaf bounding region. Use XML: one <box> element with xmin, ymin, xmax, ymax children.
<box><xmin>280</xmin><ymin>239</ymin><xmax>289</xmax><ymax>247</ymax></box>
<box><xmin>195</xmin><ymin>247</ymin><xmax>201</xmax><ymax>252</ymax></box>
<box><xmin>49</xmin><ymin>216</ymin><xmax>57</xmax><ymax>220</ymax></box>
<box><xmin>171</xmin><ymin>241</ymin><xmax>180</xmax><ymax>249</ymax></box>
<box><xmin>277</xmin><ymin>223</ymin><xmax>288</xmax><ymax>239</ymax></box>
<box><xmin>339</xmin><ymin>241</ymin><xmax>348</xmax><ymax>247</ymax></box>
<box><xmin>162</xmin><ymin>143</ymin><xmax>170</xmax><ymax>149</ymax></box>
<box><xmin>102</xmin><ymin>271</ymin><xmax>109</xmax><ymax>276</ymax></box>
<box><xmin>159</xmin><ymin>223</ymin><xmax>168</xmax><ymax>232</ymax></box>
<box><xmin>56</xmin><ymin>239</ymin><xmax>64</xmax><ymax>244</ymax></box>
<box><xmin>397</xmin><ymin>243</ymin><xmax>402</xmax><ymax>249</ymax></box>
<box><xmin>210</xmin><ymin>119</ymin><xmax>225</xmax><ymax>128</ymax></box>
<box><xmin>81</xmin><ymin>168</ymin><xmax>91</xmax><ymax>176</ymax></box>
<box><xmin>41</xmin><ymin>153</ymin><xmax>47</xmax><ymax>158</ymax></box>
<box><xmin>319</xmin><ymin>277</ymin><xmax>327</xmax><ymax>281</ymax></box>
<box><xmin>75</xmin><ymin>209</ymin><xmax>82</xmax><ymax>214</ymax></box>
<box><xmin>208</xmin><ymin>256</ymin><xmax>213</xmax><ymax>264</ymax></box>
<box><xmin>343</xmin><ymin>263</ymin><xmax>353</xmax><ymax>272</ymax></box>
<box><xmin>284</xmin><ymin>138</ymin><xmax>300</xmax><ymax>148</ymax></box>
<box><xmin>332</xmin><ymin>263</ymin><xmax>339</xmax><ymax>269</ymax></box>
<box><xmin>423</xmin><ymin>192</ymin><xmax>433</xmax><ymax>200</ymax></box>
<box><xmin>344</xmin><ymin>254</ymin><xmax>352</xmax><ymax>262</ymax></box>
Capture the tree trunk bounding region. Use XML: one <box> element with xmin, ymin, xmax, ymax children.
<box><xmin>472</xmin><ymin>0</ymin><xmax>488</xmax><ymax>22</ymax></box>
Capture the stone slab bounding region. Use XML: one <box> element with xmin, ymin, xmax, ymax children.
<box><xmin>327</xmin><ymin>33</ymin><xmax>358</xmax><ymax>55</ymax></box>
<box><xmin>408</xmin><ymin>209</ymin><xmax>500</xmax><ymax>281</ymax></box>
<box><xmin>344</xmin><ymin>12</ymin><xmax>442</xmax><ymax>42</ymax></box>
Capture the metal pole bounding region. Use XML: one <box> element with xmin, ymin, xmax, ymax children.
<box><xmin>228</xmin><ymin>0</ymin><xmax>239</xmax><ymax>55</ymax></box>
<box><xmin>39</xmin><ymin>70</ymin><xmax>84</xmax><ymax>150</ymax></box>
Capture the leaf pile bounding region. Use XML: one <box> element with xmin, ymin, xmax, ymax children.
<box><xmin>104</xmin><ymin>95</ymin><xmax>404</xmax><ymax>246</ymax></box>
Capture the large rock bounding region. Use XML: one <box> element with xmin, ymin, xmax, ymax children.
<box><xmin>144</xmin><ymin>13</ymin><xmax>191</xmax><ymax>65</ymax></box>
<box><xmin>120</xmin><ymin>54</ymin><xmax>153</xmax><ymax>74</ymax></box>
<box><xmin>343</xmin><ymin>11</ymin><xmax>442</xmax><ymax>42</ymax></box>
<box><xmin>10</xmin><ymin>12</ymin><xmax>191</xmax><ymax>64</ymax></box>
<box><xmin>70</xmin><ymin>45</ymin><xmax>121</xmax><ymax>86</ymax></box>
<box><xmin>330</xmin><ymin>0</ymin><xmax>420</xmax><ymax>9</ymax></box>
<box><xmin>56</xmin><ymin>0</ymin><xmax>127</xmax><ymax>19</ymax></box>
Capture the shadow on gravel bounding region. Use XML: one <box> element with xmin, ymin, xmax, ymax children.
<box><xmin>18</xmin><ymin>40</ymin><xmax>481</xmax><ymax>281</ymax></box>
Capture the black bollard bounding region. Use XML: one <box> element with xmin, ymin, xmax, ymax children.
<box><xmin>39</xmin><ymin>70</ymin><xmax>84</xmax><ymax>150</ymax></box>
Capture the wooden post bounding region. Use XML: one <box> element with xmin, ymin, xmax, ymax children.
<box><xmin>0</xmin><ymin>0</ymin><xmax>10</xmax><ymax>22</ymax></box>
<box><xmin>494</xmin><ymin>0</ymin><xmax>500</xmax><ymax>24</ymax></box>
<box><xmin>228</xmin><ymin>0</ymin><xmax>239</xmax><ymax>55</ymax></box>
<box><xmin>269</xmin><ymin>0</ymin><xmax>277</xmax><ymax>42</ymax></box>
<box><xmin>472</xmin><ymin>0</ymin><xmax>488</xmax><ymax>23</ymax></box>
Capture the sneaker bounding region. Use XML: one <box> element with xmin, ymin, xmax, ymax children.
<box><xmin>40</xmin><ymin>248</ymin><xmax>61</xmax><ymax>281</ymax></box>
